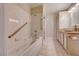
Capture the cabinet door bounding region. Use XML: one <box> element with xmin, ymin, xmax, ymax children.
<box><xmin>59</xmin><ymin>32</ymin><xmax>64</xmax><ymax>45</ymax></box>
<box><xmin>63</xmin><ymin>33</ymin><xmax>67</xmax><ymax>49</ymax></box>
<box><xmin>67</xmin><ymin>35</ymin><xmax>79</xmax><ymax>55</ymax></box>
<box><xmin>58</xmin><ymin>32</ymin><xmax>67</xmax><ymax>49</ymax></box>
<box><xmin>60</xmin><ymin>33</ymin><xmax>64</xmax><ymax>45</ymax></box>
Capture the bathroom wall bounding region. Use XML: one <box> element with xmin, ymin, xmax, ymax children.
<box><xmin>0</xmin><ymin>4</ymin><xmax>5</xmax><ymax>56</ymax></box>
<box><xmin>43</xmin><ymin>4</ymin><xmax>57</xmax><ymax>39</ymax></box>
<box><xmin>45</xmin><ymin>14</ymin><xmax>57</xmax><ymax>39</ymax></box>
<box><xmin>31</xmin><ymin>13</ymin><xmax>42</xmax><ymax>38</ymax></box>
<box><xmin>31</xmin><ymin>6</ymin><xmax>42</xmax><ymax>41</ymax></box>
<box><xmin>3</xmin><ymin>4</ymin><xmax>32</xmax><ymax>55</ymax></box>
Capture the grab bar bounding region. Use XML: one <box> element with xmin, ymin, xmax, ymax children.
<box><xmin>8</xmin><ymin>22</ymin><xmax>27</xmax><ymax>38</ymax></box>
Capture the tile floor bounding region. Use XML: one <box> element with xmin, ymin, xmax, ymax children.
<box><xmin>38</xmin><ymin>37</ymin><xmax>69</xmax><ymax>56</ymax></box>
<box><xmin>23</xmin><ymin>37</ymin><xmax>69</xmax><ymax>56</ymax></box>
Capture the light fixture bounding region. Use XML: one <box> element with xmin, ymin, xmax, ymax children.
<box><xmin>68</xmin><ymin>6</ymin><xmax>76</xmax><ymax>13</ymax></box>
<box><xmin>71</xmin><ymin>7</ymin><xmax>75</xmax><ymax>10</ymax></box>
<box><xmin>9</xmin><ymin>19</ymin><xmax>19</xmax><ymax>23</ymax></box>
<box><xmin>75</xmin><ymin>3</ymin><xmax>79</xmax><ymax>6</ymax></box>
<box><xmin>68</xmin><ymin>10</ymin><xmax>72</xmax><ymax>13</ymax></box>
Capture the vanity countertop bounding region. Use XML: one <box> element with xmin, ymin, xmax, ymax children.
<box><xmin>59</xmin><ymin>28</ymin><xmax>79</xmax><ymax>34</ymax></box>
<box><xmin>67</xmin><ymin>31</ymin><xmax>79</xmax><ymax>34</ymax></box>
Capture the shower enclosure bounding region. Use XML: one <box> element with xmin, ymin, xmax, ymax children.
<box><xmin>31</xmin><ymin>5</ymin><xmax>43</xmax><ymax>43</ymax></box>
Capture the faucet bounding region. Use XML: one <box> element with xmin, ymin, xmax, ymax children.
<box><xmin>74</xmin><ymin>24</ymin><xmax>77</xmax><ymax>31</ymax></box>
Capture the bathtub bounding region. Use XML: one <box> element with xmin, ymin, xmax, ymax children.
<box><xmin>21</xmin><ymin>37</ymin><xmax>43</xmax><ymax>56</ymax></box>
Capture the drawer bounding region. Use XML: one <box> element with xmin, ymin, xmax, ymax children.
<box><xmin>67</xmin><ymin>37</ymin><xmax>79</xmax><ymax>55</ymax></box>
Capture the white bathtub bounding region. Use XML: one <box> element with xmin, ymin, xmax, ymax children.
<box><xmin>22</xmin><ymin>37</ymin><xmax>43</xmax><ymax>56</ymax></box>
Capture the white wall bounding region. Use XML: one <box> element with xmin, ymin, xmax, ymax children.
<box><xmin>31</xmin><ymin>13</ymin><xmax>42</xmax><ymax>38</ymax></box>
<box><xmin>0</xmin><ymin>4</ymin><xmax>5</xmax><ymax>56</ymax></box>
<box><xmin>31</xmin><ymin>6</ymin><xmax>42</xmax><ymax>42</ymax></box>
<box><xmin>3</xmin><ymin>4</ymin><xmax>32</xmax><ymax>55</ymax></box>
<box><xmin>43</xmin><ymin>4</ymin><xmax>57</xmax><ymax>39</ymax></box>
<box><xmin>45</xmin><ymin>14</ymin><xmax>57</xmax><ymax>38</ymax></box>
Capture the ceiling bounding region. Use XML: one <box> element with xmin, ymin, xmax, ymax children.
<box><xmin>18</xmin><ymin>3</ymin><xmax>73</xmax><ymax>14</ymax></box>
<box><xmin>29</xmin><ymin>3</ymin><xmax>73</xmax><ymax>14</ymax></box>
<box><xmin>43</xmin><ymin>3</ymin><xmax>72</xmax><ymax>14</ymax></box>
<box><xmin>28</xmin><ymin>3</ymin><xmax>42</xmax><ymax>8</ymax></box>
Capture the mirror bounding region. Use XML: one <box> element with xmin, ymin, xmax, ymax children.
<box><xmin>68</xmin><ymin>4</ymin><xmax>79</xmax><ymax>28</ymax></box>
<box><xmin>59</xmin><ymin>4</ymin><xmax>79</xmax><ymax>30</ymax></box>
<box><xmin>70</xmin><ymin>6</ymin><xmax>79</xmax><ymax>28</ymax></box>
<box><xmin>59</xmin><ymin>11</ymin><xmax>71</xmax><ymax>29</ymax></box>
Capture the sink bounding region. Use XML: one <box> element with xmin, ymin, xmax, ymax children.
<box><xmin>64</xmin><ymin>28</ymin><xmax>79</xmax><ymax>34</ymax></box>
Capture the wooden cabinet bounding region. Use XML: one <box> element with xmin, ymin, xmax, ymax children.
<box><xmin>58</xmin><ymin>31</ymin><xmax>67</xmax><ymax>49</ymax></box>
<box><xmin>58</xmin><ymin>32</ymin><xmax>64</xmax><ymax>45</ymax></box>
<box><xmin>59</xmin><ymin>30</ymin><xmax>79</xmax><ymax>55</ymax></box>
<box><xmin>67</xmin><ymin>33</ymin><xmax>79</xmax><ymax>55</ymax></box>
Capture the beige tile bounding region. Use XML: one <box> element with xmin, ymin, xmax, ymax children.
<box><xmin>38</xmin><ymin>38</ymin><xmax>68</xmax><ymax>56</ymax></box>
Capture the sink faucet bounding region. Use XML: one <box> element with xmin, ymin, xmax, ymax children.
<box><xmin>74</xmin><ymin>24</ymin><xmax>77</xmax><ymax>31</ymax></box>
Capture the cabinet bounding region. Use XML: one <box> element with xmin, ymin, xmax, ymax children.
<box><xmin>58</xmin><ymin>6</ymin><xmax>79</xmax><ymax>55</ymax></box>
<box><xmin>67</xmin><ymin>33</ymin><xmax>79</xmax><ymax>55</ymax></box>
<box><xmin>59</xmin><ymin>31</ymin><xmax>79</xmax><ymax>55</ymax></box>
<box><xmin>58</xmin><ymin>31</ymin><xmax>67</xmax><ymax>49</ymax></box>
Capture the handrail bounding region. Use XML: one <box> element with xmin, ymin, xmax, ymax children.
<box><xmin>8</xmin><ymin>22</ymin><xmax>27</xmax><ymax>38</ymax></box>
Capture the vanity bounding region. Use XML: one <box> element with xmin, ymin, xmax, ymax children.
<box><xmin>58</xmin><ymin>4</ymin><xmax>79</xmax><ymax>55</ymax></box>
<box><xmin>59</xmin><ymin>28</ymin><xmax>79</xmax><ymax>55</ymax></box>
